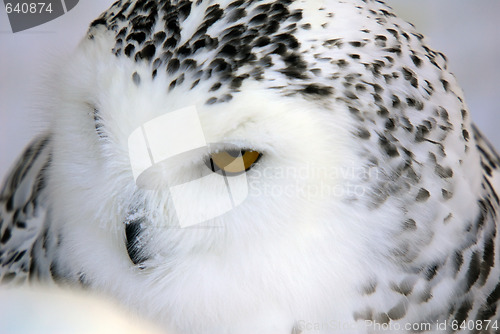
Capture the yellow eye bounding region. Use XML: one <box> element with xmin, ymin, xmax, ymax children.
<box><xmin>207</xmin><ymin>150</ymin><xmax>262</xmax><ymax>175</ymax></box>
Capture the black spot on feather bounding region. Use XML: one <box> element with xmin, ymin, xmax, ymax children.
<box><xmin>300</xmin><ymin>84</ymin><xmax>333</xmax><ymax>96</ymax></box>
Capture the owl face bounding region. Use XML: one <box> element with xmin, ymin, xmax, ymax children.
<box><xmin>49</xmin><ymin>33</ymin><xmax>381</xmax><ymax>328</ymax></box>
<box><xmin>42</xmin><ymin>0</ymin><xmax>485</xmax><ymax>331</ymax></box>
<box><xmin>51</xmin><ymin>32</ymin><xmax>363</xmax><ymax>248</ymax></box>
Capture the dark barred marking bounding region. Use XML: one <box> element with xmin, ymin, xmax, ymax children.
<box><xmin>391</xmin><ymin>278</ymin><xmax>416</xmax><ymax>296</ymax></box>
<box><xmin>442</xmin><ymin>189</ymin><xmax>453</xmax><ymax>200</ymax></box>
<box><xmin>353</xmin><ymin>308</ymin><xmax>374</xmax><ymax>321</ymax></box>
<box><xmin>416</xmin><ymin>188</ymin><xmax>430</xmax><ymax>202</ymax></box>
<box><xmin>454</xmin><ymin>299</ymin><xmax>473</xmax><ymax>325</ymax></box>
<box><xmin>300</xmin><ymin>84</ymin><xmax>333</xmax><ymax>96</ymax></box>
<box><xmin>362</xmin><ymin>280</ymin><xmax>377</xmax><ymax>295</ymax></box>
<box><xmin>403</xmin><ymin>219</ymin><xmax>417</xmax><ymax>230</ymax></box>
<box><xmin>132</xmin><ymin>71</ymin><xmax>141</xmax><ymax>86</ymax></box>
<box><xmin>49</xmin><ymin>261</ymin><xmax>64</xmax><ymax>282</ymax></box>
<box><xmin>0</xmin><ymin>226</ymin><xmax>11</xmax><ymax>244</ymax></box>
<box><xmin>424</xmin><ymin>264</ymin><xmax>439</xmax><ymax>281</ymax></box>
<box><xmin>418</xmin><ymin>285</ymin><xmax>433</xmax><ymax>303</ymax></box>
<box><xmin>476</xmin><ymin>297</ymin><xmax>498</xmax><ymax>322</ymax></box>
<box><xmin>1</xmin><ymin>272</ymin><xmax>16</xmax><ymax>284</ymax></box>
<box><xmin>479</xmin><ymin>232</ymin><xmax>495</xmax><ymax>286</ymax></box>
<box><xmin>465</xmin><ymin>251</ymin><xmax>481</xmax><ymax>292</ymax></box>
<box><xmin>387</xmin><ymin>300</ymin><xmax>407</xmax><ymax>320</ymax></box>
<box><xmin>374</xmin><ymin>312</ymin><xmax>390</xmax><ymax>325</ymax></box>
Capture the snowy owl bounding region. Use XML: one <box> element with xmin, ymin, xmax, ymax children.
<box><xmin>1</xmin><ymin>0</ymin><xmax>499</xmax><ymax>333</ymax></box>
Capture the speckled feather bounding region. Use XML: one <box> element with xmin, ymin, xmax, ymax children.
<box><xmin>0</xmin><ymin>135</ymin><xmax>54</xmax><ymax>285</ymax></box>
<box><xmin>1</xmin><ymin>0</ymin><xmax>500</xmax><ymax>333</ymax></box>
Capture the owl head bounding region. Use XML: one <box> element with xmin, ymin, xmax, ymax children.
<box><xmin>45</xmin><ymin>0</ymin><xmax>481</xmax><ymax>330</ymax></box>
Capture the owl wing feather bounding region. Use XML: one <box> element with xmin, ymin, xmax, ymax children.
<box><xmin>470</xmin><ymin>124</ymin><xmax>500</xmax><ymax>322</ymax></box>
<box><xmin>0</xmin><ymin>134</ymin><xmax>54</xmax><ymax>284</ymax></box>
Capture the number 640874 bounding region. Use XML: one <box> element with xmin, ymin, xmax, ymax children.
<box><xmin>5</xmin><ymin>2</ymin><xmax>54</xmax><ymax>14</ymax></box>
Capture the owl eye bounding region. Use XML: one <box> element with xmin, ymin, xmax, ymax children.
<box><xmin>206</xmin><ymin>150</ymin><xmax>262</xmax><ymax>175</ymax></box>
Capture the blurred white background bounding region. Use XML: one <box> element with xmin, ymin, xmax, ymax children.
<box><xmin>0</xmin><ymin>287</ymin><xmax>163</xmax><ymax>334</ymax></box>
<box><xmin>1</xmin><ymin>0</ymin><xmax>499</xmax><ymax>182</ymax></box>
